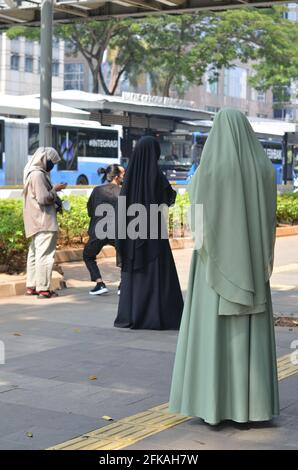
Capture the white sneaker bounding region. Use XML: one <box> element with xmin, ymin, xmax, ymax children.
<box><xmin>89</xmin><ymin>282</ymin><xmax>108</xmax><ymax>295</ymax></box>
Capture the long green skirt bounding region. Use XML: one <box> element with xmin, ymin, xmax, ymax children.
<box><xmin>169</xmin><ymin>251</ymin><xmax>280</xmax><ymax>425</ymax></box>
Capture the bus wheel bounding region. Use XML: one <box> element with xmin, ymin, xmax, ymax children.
<box><xmin>76</xmin><ymin>175</ymin><xmax>89</xmax><ymax>185</ymax></box>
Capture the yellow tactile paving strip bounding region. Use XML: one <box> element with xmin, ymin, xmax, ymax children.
<box><xmin>48</xmin><ymin>403</ymin><xmax>188</xmax><ymax>451</ymax></box>
<box><xmin>277</xmin><ymin>353</ymin><xmax>298</xmax><ymax>381</ymax></box>
<box><xmin>48</xmin><ymin>353</ymin><xmax>298</xmax><ymax>451</ymax></box>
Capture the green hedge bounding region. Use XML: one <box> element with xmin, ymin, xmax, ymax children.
<box><xmin>57</xmin><ymin>195</ymin><xmax>90</xmax><ymax>245</ymax></box>
<box><xmin>0</xmin><ymin>199</ymin><xmax>28</xmax><ymax>272</ymax></box>
<box><xmin>0</xmin><ymin>192</ymin><xmax>297</xmax><ymax>273</ymax></box>
<box><xmin>277</xmin><ymin>192</ymin><xmax>298</xmax><ymax>224</ymax></box>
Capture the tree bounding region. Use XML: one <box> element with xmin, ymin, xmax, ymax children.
<box><xmin>7</xmin><ymin>6</ymin><xmax>297</xmax><ymax>98</ymax></box>
<box><xmin>139</xmin><ymin>6</ymin><xmax>298</xmax><ymax>97</ymax></box>
<box><xmin>7</xmin><ymin>20</ymin><xmax>146</xmax><ymax>94</ymax></box>
<box><xmin>56</xmin><ymin>20</ymin><xmax>147</xmax><ymax>94</ymax></box>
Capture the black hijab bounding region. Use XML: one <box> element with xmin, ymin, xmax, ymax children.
<box><xmin>117</xmin><ymin>136</ymin><xmax>172</xmax><ymax>272</ymax></box>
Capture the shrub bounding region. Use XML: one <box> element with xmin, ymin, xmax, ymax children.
<box><xmin>0</xmin><ymin>199</ymin><xmax>28</xmax><ymax>272</ymax></box>
<box><xmin>0</xmin><ymin>191</ymin><xmax>297</xmax><ymax>273</ymax></box>
<box><xmin>57</xmin><ymin>196</ymin><xmax>89</xmax><ymax>245</ymax></box>
<box><xmin>277</xmin><ymin>193</ymin><xmax>298</xmax><ymax>224</ymax></box>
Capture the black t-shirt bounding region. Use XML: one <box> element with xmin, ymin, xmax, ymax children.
<box><xmin>87</xmin><ymin>183</ymin><xmax>121</xmax><ymax>241</ymax></box>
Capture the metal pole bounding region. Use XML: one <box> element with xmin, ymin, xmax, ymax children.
<box><xmin>40</xmin><ymin>0</ymin><xmax>53</xmax><ymax>147</ymax></box>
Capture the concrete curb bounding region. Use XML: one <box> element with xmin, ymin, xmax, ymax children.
<box><xmin>1</xmin><ymin>228</ymin><xmax>297</xmax><ymax>298</ymax></box>
<box><xmin>0</xmin><ymin>239</ymin><xmax>194</xmax><ymax>298</ymax></box>
<box><xmin>276</xmin><ymin>226</ymin><xmax>298</xmax><ymax>237</ymax></box>
<box><xmin>0</xmin><ymin>272</ymin><xmax>65</xmax><ymax>299</ymax></box>
<box><xmin>54</xmin><ymin>227</ymin><xmax>298</xmax><ymax>264</ymax></box>
<box><xmin>54</xmin><ymin>238</ymin><xmax>195</xmax><ymax>264</ymax></box>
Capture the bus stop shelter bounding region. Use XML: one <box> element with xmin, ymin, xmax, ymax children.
<box><xmin>50</xmin><ymin>89</ymin><xmax>213</xmax><ymax>159</ymax></box>
<box><xmin>0</xmin><ymin>0</ymin><xmax>286</xmax><ymax>147</ymax></box>
<box><xmin>51</xmin><ymin>90</ymin><xmax>212</xmax><ymax>127</ymax></box>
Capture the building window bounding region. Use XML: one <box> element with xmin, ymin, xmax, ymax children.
<box><xmin>257</xmin><ymin>91</ymin><xmax>266</xmax><ymax>103</ymax></box>
<box><xmin>224</xmin><ymin>67</ymin><xmax>247</xmax><ymax>99</ymax></box>
<box><xmin>273</xmin><ymin>108</ymin><xmax>294</xmax><ymax>121</ymax></box>
<box><xmin>205</xmin><ymin>68</ymin><xmax>218</xmax><ymax>95</ymax></box>
<box><xmin>52</xmin><ymin>61</ymin><xmax>60</xmax><ymax>77</ymax></box>
<box><xmin>64</xmin><ymin>63</ymin><xmax>85</xmax><ymax>91</ymax></box>
<box><xmin>251</xmin><ymin>89</ymin><xmax>266</xmax><ymax>103</ymax></box>
<box><xmin>25</xmin><ymin>40</ymin><xmax>34</xmax><ymax>55</ymax></box>
<box><xmin>206</xmin><ymin>79</ymin><xmax>218</xmax><ymax>95</ymax></box>
<box><xmin>10</xmin><ymin>38</ymin><xmax>20</xmax><ymax>54</ymax></box>
<box><xmin>273</xmin><ymin>85</ymin><xmax>291</xmax><ymax>104</ymax></box>
<box><xmin>25</xmin><ymin>55</ymin><xmax>34</xmax><ymax>73</ymax></box>
<box><xmin>10</xmin><ymin>54</ymin><xmax>20</xmax><ymax>71</ymax></box>
<box><xmin>52</xmin><ymin>37</ymin><xmax>60</xmax><ymax>61</ymax></box>
<box><xmin>52</xmin><ymin>37</ymin><xmax>60</xmax><ymax>48</ymax></box>
<box><xmin>64</xmin><ymin>41</ymin><xmax>75</xmax><ymax>56</ymax></box>
<box><xmin>284</xmin><ymin>3</ymin><xmax>297</xmax><ymax>20</ymax></box>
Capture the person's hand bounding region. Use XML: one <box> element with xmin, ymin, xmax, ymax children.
<box><xmin>54</xmin><ymin>183</ymin><xmax>68</xmax><ymax>192</ymax></box>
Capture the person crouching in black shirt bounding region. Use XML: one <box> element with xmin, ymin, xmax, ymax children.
<box><xmin>83</xmin><ymin>164</ymin><xmax>125</xmax><ymax>296</ymax></box>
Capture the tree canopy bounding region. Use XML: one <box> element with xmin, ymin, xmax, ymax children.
<box><xmin>7</xmin><ymin>6</ymin><xmax>298</xmax><ymax>99</ymax></box>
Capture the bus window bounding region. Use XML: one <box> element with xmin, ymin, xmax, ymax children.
<box><xmin>264</xmin><ymin>146</ymin><xmax>282</xmax><ymax>162</ymax></box>
<box><xmin>29</xmin><ymin>124</ymin><xmax>58</xmax><ymax>156</ymax></box>
<box><xmin>0</xmin><ymin>120</ymin><xmax>4</xmax><ymax>169</ymax></box>
<box><xmin>78</xmin><ymin>129</ymin><xmax>119</xmax><ymax>159</ymax></box>
<box><xmin>57</xmin><ymin>128</ymin><xmax>78</xmax><ymax>171</ymax></box>
<box><xmin>28</xmin><ymin>123</ymin><xmax>39</xmax><ymax>155</ymax></box>
<box><xmin>159</xmin><ymin>134</ymin><xmax>192</xmax><ymax>165</ymax></box>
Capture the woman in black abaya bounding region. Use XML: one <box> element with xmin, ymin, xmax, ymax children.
<box><xmin>114</xmin><ymin>136</ymin><xmax>183</xmax><ymax>330</ymax></box>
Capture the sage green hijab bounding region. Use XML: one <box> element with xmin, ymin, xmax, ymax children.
<box><xmin>189</xmin><ymin>108</ymin><xmax>276</xmax><ymax>316</ymax></box>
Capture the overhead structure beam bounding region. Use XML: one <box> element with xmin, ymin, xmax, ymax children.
<box><xmin>54</xmin><ymin>4</ymin><xmax>90</xmax><ymax>17</ymax></box>
<box><xmin>0</xmin><ymin>1</ymin><xmax>288</xmax><ymax>28</ymax></box>
<box><xmin>112</xmin><ymin>0</ymin><xmax>164</xmax><ymax>11</ymax></box>
<box><xmin>0</xmin><ymin>0</ymin><xmax>16</xmax><ymax>7</ymax></box>
<box><xmin>0</xmin><ymin>13</ymin><xmax>26</xmax><ymax>23</ymax></box>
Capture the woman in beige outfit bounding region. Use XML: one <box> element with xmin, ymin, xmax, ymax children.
<box><xmin>23</xmin><ymin>147</ymin><xmax>67</xmax><ymax>299</ymax></box>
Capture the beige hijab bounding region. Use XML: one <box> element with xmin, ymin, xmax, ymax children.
<box><xmin>23</xmin><ymin>147</ymin><xmax>60</xmax><ymax>196</ymax></box>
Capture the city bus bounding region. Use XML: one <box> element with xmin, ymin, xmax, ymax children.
<box><xmin>0</xmin><ymin>117</ymin><xmax>122</xmax><ymax>186</ymax></box>
<box><xmin>191</xmin><ymin>119</ymin><xmax>297</xmax><ymax>184</ymax></box>
<box><xmin>191</xmin><ymin>132</ymin><xmax>288</xmax><ymax>184</ymax></box>
<box><xmin>120</xmin><ymin>126</ymin><xmax>297</xmax><ymax>186</ymax></box>
<box><xmin>0</xmin><ymin>114</ymin><xmax>296</xmax><ymax>187</ymax></box>
<box><xmin>120</xmin><ymin>128</ymin><xmax>193</xmax><ymax>183</ymax></box>
<box><xmin>158</xmin><ymin>132</ymin><xmax>193</xmax><ymax>183</ymax></box>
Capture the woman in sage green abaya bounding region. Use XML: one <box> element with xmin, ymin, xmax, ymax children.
<box><xmin>169</xmin><ymin>108</ymin><xmax>279</xmax><ymax>425</ymax></box>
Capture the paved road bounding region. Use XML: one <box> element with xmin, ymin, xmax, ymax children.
<box><xmin>0</xmin><ymin>238</ymin><xmax>297</xmax><ymax>450</ymax></box>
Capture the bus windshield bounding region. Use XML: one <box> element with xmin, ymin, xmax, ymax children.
<box><xmin>159</xmin><ymin>133</ymin><xmax>193</xmax><ymax>167</ymax></box>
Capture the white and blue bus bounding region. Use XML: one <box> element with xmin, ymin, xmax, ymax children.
<box><xmin>191</xmin><ymin>131</ymin><xmax>287</xmax><ymax>184</ymax></box>
<box><xmin>190</xmin><ymin>118</ymin><xmax>297</xmax><ymax>185</ymax></box>
<box><xmin>0</xmin><ymin>117</ymin><xmax>122</xmax><ymax>186</ymax></box>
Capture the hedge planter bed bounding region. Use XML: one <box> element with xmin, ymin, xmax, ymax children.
<box><xmin>1</xmin><ymin>193</ymin><xmax>298</xmax><ymax>274</ymax></box>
